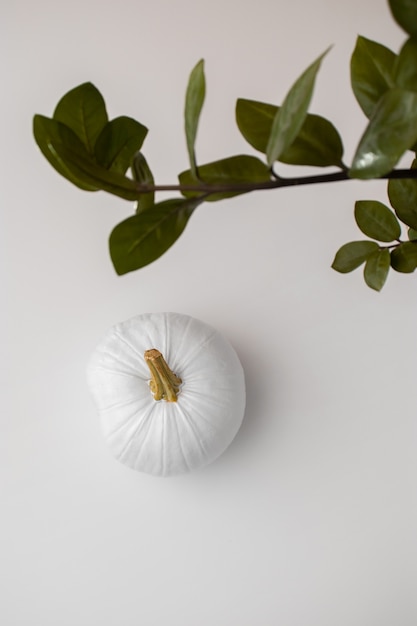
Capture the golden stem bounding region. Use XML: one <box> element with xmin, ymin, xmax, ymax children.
<box><xmin>144</xmin><ymin>349</ymin><xmax>182</xmax><ymax>402</ymax></box>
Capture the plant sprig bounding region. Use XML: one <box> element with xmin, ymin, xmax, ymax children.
<box><xmin>33</xmin><ymin>0</ymin><xmax>417</xmax><ymax>290</ymax></box>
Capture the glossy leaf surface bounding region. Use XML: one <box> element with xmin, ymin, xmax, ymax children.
<box><xmin>409</xmin><ymin>228</ymin><xmax>417</xmax><ymax>240</ymax></box>
<box><xmin>364</xmin><ymin>249</ymin><xmax>390</xmax><ymax>290</ymax></box>
<box><xmin>94</xmin><ymin>116</ymin><xmax>148</xmax><ymax>174</ymax></box>
<box><xmin>184</xmin><ymin>59</ymin><xmax>205</xmax><ymax>177</ymax></box>
<box><xmin>53</xmin><ymin>82</ymin><xmax>108</xmax><ymax>155</ymax></box>
<box><xmin>332</xmin><ymin>240</ymin><xmax>379</xmax><ymax>273</ymax></box>
<box><xmin>179</xmin><ymin>154</ymin><xmax>271</xmax><ymax>202</ymax></box>
<box><xmin>266</xmin><ymin>48</ymin><xmax>329</xmax><ymax>166</ymax></box>
<box><xmin>33</xmin><ymin>114</ymin><xmax>98</xmax><ymax>191</ymax></box>
<box><xmin>236</xmin><ymin>98</ymin><xmax>343</xmax><ymax>167</ymax></box>
<box><xmin>34</xmin><ymin>114</ymin><xmax>139</xmax><ymax>199</ymax></box>
<box><xmin>109</xmin><ymin>198</ymin><xmax>201</xmax><ymax>274</ymax></box>
<box><xmin>354</xmin><ymin>200</ymin><xmax>401</xmax><ymax>241</ymax></box>
<box><xmin>350</xmin><ymin>36</ymin><xmax>396</xmax><ymax>118</ymax></box>
<box><xmin>388</xmin><ymin>160</ymin><xmax>417</xmax><ymax>229</ymax></box>
<box><xmin>350</xmin><ymin>88</ymin><xmax>417</xmax><ymax>178</ymax></box>
<box><xmin>132</xmin><ymin>152</ymin><xmax>155</xmax><ymax>213</ymax></box>
<box><xmin>394</xmin><ymin>37</ymin><xmax>417</xmax><ymax>91</ymax></box>
<box><xmin>389</xmin><ymin>0</ymin><xmax>417</xmax><ymax>37</ymax></box>
<box><xmin>390</xmin><ymin>241</ymin><xmax>417</xmax><ymax>271</ymax></box>
<box><xmin>54</xmin><ymin>145</ymin><xmax>139</xmax><ymax>200</ymax></box>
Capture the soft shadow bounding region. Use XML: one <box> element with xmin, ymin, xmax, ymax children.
<box><xmin>211</xmin><ymin>340</ymin><xmax>289</xmax><ymax>473</ymax></box>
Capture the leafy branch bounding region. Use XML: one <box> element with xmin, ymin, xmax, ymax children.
<box><xmin>131</xmin><ymin>168</ymin><xmax>417</xmax><ymax>195</ymax></box>
<box><xmin>33</xmin><ymin>0</ymin><xmax>417</xmax><ymax>290</ymax></box>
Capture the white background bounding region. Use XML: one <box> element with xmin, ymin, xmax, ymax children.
<box><xmin>2</xmin><ymin>0</ymin><xmax>417</xmax><ymax>624</ymax></box>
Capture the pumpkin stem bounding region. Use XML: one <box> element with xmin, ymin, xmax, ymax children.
<box><xmin>144</xmin><ymin>349</ymin><xmax>182</xmax><ymax>402</ymax></box>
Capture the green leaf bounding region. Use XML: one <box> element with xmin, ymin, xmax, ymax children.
<box><xmin>266</xmin><ymin>48</ymin><xmax>330</xmax><ymax>166</ymax></box>
<box><xmin>394</xmin><ymin>39</ymin><xmax>417</xmax><ymax>150</ymax></box>
<box><xmin>350</xmin><ymin>88</ymin><xmax>417</xmax><ymax>178</ymax></box>
<box><xmin>178</xmin><ymin>154</ymin><xmax>271</xmax><ymax>202</ymax></box>
<box><xmin>388</xmin><ymin>159</ymin><xmax>417</xmax><ymax>229</ymax></box>
<box><xmin>364</xmin><ymin>249</ymin><xmax>390</xmax><ymax>290</ymax></box>
<box><xmin>54</xmin><ymin>144</ymin><xmax>139</xmax><ymax>200</ymax></box>
<box><xmin>408</xmin><ymin>227</ymin><xmax>417</xmax><ymax>239</ymax></box>
<box><xmin>389</xmin><ymin>0</ymin><xmax>417</xmax><ymax>37</ymax></box>
<box><xmin>132</xmin><ymin>152</ymin><xmax>155</xmax><ymax>213</ymax></box>
<box><xmin>394</xmin><ymin>37</ymin><xmax>417</xmax><ymax>92</ymax></box>
<box><xmin>331</xmin><ymin>240</ymin><xmax>379</xmax><ymax>273</ymax></box>
<box><xmin>33</xmin><ymin>114</ymin><xmax>98</xmax><ymax>191</ymax></box>
<box><xmin>235</xmin><ymin>98</ymin><xmax>344</xmax><ymax>167</ymax></box>
<box><xmin>34</xmin><ymin>114</ymin><xmax>139</xmax><ymax>200</ymax></box>
<box><xmin>94</xmin><ymin>116</ymin><xmax>148</xmax><ymax>174</ymax></box>
<box><xmin>390</xmin><ymin>241</ymin><xmax>417</xmax><ymax>272</ymax></box>
<box><xmin>350</xmin><ymin>36</ymin><xmax>396</xmax><ymax>118</ymax></box>
<box><xmin>109</xmin><ymin>197</ymin><xmax>202</xmax><ymax>274</ymax></box>
<box><xmin>184</xmin><ymin>59</ymin><xmax>206</xmax><ymax>177</ymax></box>
<box><xmin>354</xmin><ymin>200</ymin><xmax>401</xmax><ymax>241</ymax></box>
<box><xmin>53</xmin><ymin>83</ymin><xmax>108</xmax><ymax>156</ymax></box>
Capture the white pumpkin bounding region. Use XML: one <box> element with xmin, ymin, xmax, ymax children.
<box><xmin>86</xmin><ymin>312</ymin><xmax>246</xmax><ymax>476</ymax></box>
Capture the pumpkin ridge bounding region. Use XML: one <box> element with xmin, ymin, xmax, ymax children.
<box><xmin>95</xmin><ymin>346</ymin><xmax>146</xmax><ymax>376</ymax></box>
<box><xmin>178</xmin><ymin>395</ymin><xmax>224</xmax><ymax>434</ymax></box>
<box><xmin>175</xmin><ymin>402</ymin><xmax>209</xmax><ymax>459</ymax></box>
<box><xmin>105</xmin><ymin>399</ymin><xmax>153</xmax><ymax>440</ymax></box>
<box><xmin>172</xmin><ymin>313</ymin><xmax>193</xmax><ymax>362</ymax></box>
<box><xmin>117</xmin><ymin>402</ymin><xmax>157</xmax><ymax>465</ymax></box>
<box><xmin>172</xmin><ymin>409</ymin><xmax>191</xmax><ymax>472</ymax></box>
<box><xmin>180</xmin><ymin>390</ymin><xmax>232</xmax><ymax>416</ymax></box>
<box><xmin>136</xmin><ymin>313</ymin><xmax>170</xmax><ymax>358</ymax></box>
<box><xmin>175</xmin><ymin>328</ymin><xmax>219</xmax><ymax>371</ymax></box>
<box><xmin>112</xmin><ymin>329</ymin><xmax>146</xmax><ymax>361</ymax></box>
<box><xmin>91</xmin><ymin>365</ymin><xmax>143</xmax><ymax>379</ymax></box>
<box><xmin>100</xmin><ymin>395</ymin><xmax>149</xmax><ymax>414</ymax></box>
<box><xmin>163</xmin><ymin>313</ymin><xmax>170</xmax><ymax>363</ymax></box>
<box><xmin>110</xmin><ymin>411</ymin><xmax>151</xmax><ymax>449</ymax></box>
<box><xmin>162</xmin><ymin>406</ymin><xmax>167</xmax><ymax>476</ymax></box>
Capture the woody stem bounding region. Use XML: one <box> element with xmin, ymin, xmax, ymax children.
<box><xmin>144</xmin><ymin>349</ymin><xmax>182</xmax><ymax>402</ymax></box>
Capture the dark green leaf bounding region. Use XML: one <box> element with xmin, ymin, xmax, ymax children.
<box><xmin>236</xmin><ymin>98</ymin><xmax>344</xmax><ymax>167</ymax></box>
<box><xmin>33</xmin><ymin>114</ymin><xmax>98</xmax><ymax>191</ymax></box>
<box><xmin>184</xmin><ymin>59</ymin><xmax>206</xmax><ymax>177</ymax></box>
<box><xmin>389</xmin><ymin>0</ymin><xmax>417</xmax><ymax>37</ymax></box>
<box><xmin>350</xmin><ymin>36</ymin><xmax>396</xmax><ymax>118</ymax></box>
<box><xmin>94</xmin><ymin>116</ymin><xmax>148</xmax><ymax>174</ymax></box>
<box><xmin>53</xmin><ymin>83</ymin><xmax>108</xmax><ymax>155</ymax></box>
<box><xmin>350</xmin><ymin>88</ymin><xmax>417</xmax><ymax>178</ymax></box>
<box><xmin>179</xmin><ymin>154</ymin><xmax>271</xmax><ymax>202</ymax></box>
<box><xmin>266</xmin><ymin>48</ymin><xmax>330</xmax><ymax>165</ymax></box>
<box><xmin>132</xmin><ymin>152</ymin><xmax>155</xmax><ymax>213</ymax></box>
<box><xmin>394</xmin><ymin>37</ymin><xmax>417</xmax><ymax>91</ymax></box>
<box><xmin>408</xmin><ymin>227</ymin><xmax>417</xmax><ymax>239</ymax></box>
<box><xmin>364</xmin><ymin>249</ymin><xmax>390</xmax><ymax>290</ymax></box>
<box><xmin>34</xmin><ymin>114</ymin><xmax>139</xmax><ymax>199</ymax></box>
<box><xmin>390</xmin><ymin>241</ymin><xmax>417</xmax><ymax>272</ymax></box>
<box><xmin>331</xmin><ymin>240</ymin><xmax>379</xmax><ymax>273</ymax></box>
<box><xmin>109</xmin><ymin>197</ymin><xmax>202</xmax><ymax>274</ymax></box>
<box><xmin>388</xmin><ymin>159</ymin><xmax>417</xmax><ymax>228</ymax></box>
<box><xmin>354</xmin><ymin>200</ymin><xmax>401</xmax><ymax>241</ymax></box>
<box><xmin>54</xmin><ymin>144</ymin><xmax>139</xmax><ymax>200</ymax></box>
